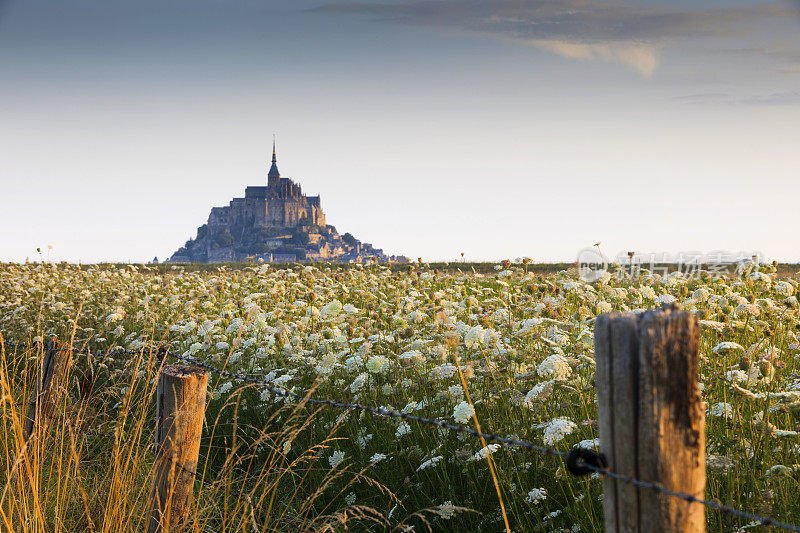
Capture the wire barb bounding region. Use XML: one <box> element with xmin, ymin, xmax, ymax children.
<box><xmin>565</xmin><ymin>448</ymin><xmax>607</xmax><ymax>477</ymax></box>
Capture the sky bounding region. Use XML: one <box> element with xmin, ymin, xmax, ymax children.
<box><xmin>1</xmin><ymin>0</ymin><xmax>799</xmax><ymax>263</ymax></box>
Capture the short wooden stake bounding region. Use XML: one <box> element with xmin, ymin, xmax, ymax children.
<box><xmin>595</xmin><ymin>304</ymin><xmax>705</xmax><ymax>533</ymax></box>
<box><xmin>148</xmin><ymin>365</ymin><xmax>208</xmax><ymax>533</ymax></box>
<box><xmin>15</xmin><ymin>339</ymin><xmax>71</xmax><ymax>490</ymax></box>
<box><xmin>24</xmin><ymin>340</ymin><xmax>70</xmax><ymax>441</ymax></box>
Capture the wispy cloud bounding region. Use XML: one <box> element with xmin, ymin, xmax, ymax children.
<box><xmin>742</xmin><ymin>91</ymin><xmax>800</xmax><ymax>105</ymax></box>
<box><xmin>522</xmin><ymin>39</ymin><xmax>659</xmax><ymax>77</ymax></box>
<box><xmin>672</xmin><ymin>93</ymin><xmax>732</xmax><ymax>103</ymax></box>
<box><xmin>673</xmin><ymin>91</ymin><xmax>800</xmax><ymax>105</ymax></box>
<box><xmin>315</xmin><ymin>0</ymin><xmax>792</xmax><ymax>77</ymax></box>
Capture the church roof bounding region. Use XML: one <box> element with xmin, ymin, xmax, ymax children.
<box><xmin>268</xmin><ymin>138</ymin><xmax>280</xmax><ymax>179</ymax></box>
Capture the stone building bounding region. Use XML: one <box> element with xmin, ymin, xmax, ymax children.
<box><xmin>207</xmin><ymin>141</ymin><xmax>325</xmax><ymax>232</ymax></box>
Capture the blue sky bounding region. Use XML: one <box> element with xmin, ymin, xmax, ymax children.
<box><xmin>1</xmin><ymin>0</ymin><xmax>799</xmax><ymax>263</ymax></box>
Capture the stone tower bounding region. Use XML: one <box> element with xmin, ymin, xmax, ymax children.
<box><xmin>268</xmin><ymin>138</ymin><xmax>280</xmax><ymax>188</ymax></box>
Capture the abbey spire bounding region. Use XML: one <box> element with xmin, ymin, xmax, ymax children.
<box><xmin>268</xmin><ymin>137</ymin><xmax>280</xmax><ymax>181</ymax></box>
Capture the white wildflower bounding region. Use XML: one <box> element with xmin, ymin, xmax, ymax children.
<box><xmin>417</xmin><ymin>456</ymin><xmax>443</xmax><ymax>471</ymax></box>
<box><xmin>596</xmin><ymin>301</ymin><xmax>612</xmax><ymax>314</ymax></box>
<box><xmin>430</xmin><ymin>363</ymin><xmax>457</xmax><ymax>380</ymax></box>
<box><xmin>709</xmin><ymin>402</ymin><xmax>734</xmax><ymax>419</ymax></box>
<box><xmin>448</xmin><ymin>384</ymin><xmax>464</xmax><ymax>400</ymax></box>
<box><xmin>452</xmin><ymin>401</ymin><xmax>474</xmax><ymax>424</ymax></box>
<box><xmin>706</xmin><ymin>454</ymin><xmax>734</xmax><ymax>472</ymax></box>
<box><xmin>395</xmin><ymin>422</ymin><xmax>411</xmax><ymax>437</ymax></box>
<box><xmin>537</xmin><ymin>354</ymin><xmax>572</xmax><ymax>380</ymax></box>
<box><xmin>467</xmin><ymin>444</ymin><xmax>501</xmax><ymax>462</ymax></box>
<box><xmin>320</xmin><ymin>300</ymin><xmax>343</xmax><ymax>319</ymax></box>
<box><xmin>464</xmin><ymin>325</ymin><xmax>485</xmax><ymax>348</ymax></box>
<box><xmin>775</xmin><ymin>281</ymin><xmax>794</xmax><ymax>297</ymax></box>
<box><xmin>526</xmin><ymin>488</ymin><xmax>547</xmax><ymax>504</ymax></box>
<box><xmin>712</xmin><ymin>342</ymin><xmax>745</xmax><ymax>354</ymax></box>
<box><xmin>329</xmin><ymin>450</ymin><xmax>346</xmax><ymax>468</ymax></box>
<box><xmin>725</xmin><ymin>370</ymin><xmax>748</xmax><ymax>384</ymax></box>
<box><xmin>658</xmin><ymin>294</ymin><xmax>677</xmax><ymax>305</ymax></box>
<box><xmin>543</xmin><ymin>417</ymin><xmax>577</xmax><ymax>446</ymax></box>
<box><xmin>366</xmin><ymin>355</ymin><xmax>390</xmax><ymax>374</ymax></box>
<box><xmin>692</xmin><ymin>288</ymin><xmax>710</xmax><ymax>302</ymax></box>
<box><xmin>436</xmin><ymin>501</ymin><xmax>456</xmax><ymax>520</ymax></box>
<box><xmin>640</xmin><ymin>286</ymin><xmax>657</xmax><ymax>300</ymax></box>
<box><xmin>523</xmin><ymin>380</ymin><xmax>555</xmax><ymax>406</ymax></box>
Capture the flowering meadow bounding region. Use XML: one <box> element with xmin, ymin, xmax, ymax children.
<box><xmin>1</xmin><ymin>261</ymin><xmax>800</xmax><ymax>531</ymax></box>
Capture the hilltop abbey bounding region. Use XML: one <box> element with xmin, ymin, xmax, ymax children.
<box><xmin>169</xmin><ymin>142</ymin><xmax>404</xmax><ymax>264</ymax></box>
<box><xmin>209</xmin><ymin>142</ymin><xmax>326</xmax><ymax>230</ymax></box>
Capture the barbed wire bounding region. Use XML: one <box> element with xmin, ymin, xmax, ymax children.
<box><xmin>4</xmin><ymin>340</ymin><xmax>800</xmax><ymax>532</ymax></box>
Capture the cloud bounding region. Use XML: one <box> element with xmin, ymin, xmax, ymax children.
<box><xmin>741</xmin><ymin>91</ymin><xmax>800</xmax><ymax>105</ymax></box>
<box><xmin>724</xmin><ymin>45</ymin><xmax>800</xmax><ymax>65</ymax></box>
<box><xmin>673</xmin><ymin>91</ymin><xmax>800</xmax><ymax>106</ymax></box>
<box><xmin>521</xmin><ymin>39</ymin><xmax>658</xmax><ymax>77</ymax></box>
<box><xmin>672</xmin><ymin>93</ymin><xmax>731</xmax><ymax>102</ymax></box>
<box><xmin>315</xmin><ymin>0</ymin><xmax>791</xmax><ymax>76</ymax></box>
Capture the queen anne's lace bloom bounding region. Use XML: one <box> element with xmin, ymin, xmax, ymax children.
<box><xmin>712</xmin><ymin>342</ymin><xmax>745</xmax><ymax>354</ymax></box>
<box><xmin>329</xmin><ymin>450</ymin><xmax>345</xmax><ymax>468</ymax></box>
<box><xmin>692</xmin><ymin>288</ymin><xmax>710</xmax><ymax>302</ymax></box>
<box><xmin>775</xmin><ymin>281</ymin><xmax>795</xmax><ymax>297</ymax></box>
<box><xmin>417</xmin><ymin>456</ymin><xmax>443</xmax><ymax>471</ymax></box>
<box><xmin>706</xmin><ymin>455</ymin><xmax>734</xmax><ymax>471</ymax></box>
<box><xmin>537</xmin><ymin>354</ymin><xmax>572</xmax><ymax>380</ymax></box>
<box><xmin>464</xmin><ymin>325</ymin><xmax>485</xmax><ymax>348</ymax></box>
<box><xmin>452</xmin><ymin>401</ymin><xmax>474</xmax><ymax>424</ymax></box>
<box><xmin>395</xmin><ymin>422</ymin><xmax>411</xmax><ymax>437</ymax></box>
<box><xmin>709</xmin><ymin>402</ymin><xmax>734</xmax><ymax>419</ymax></box>
<box><xmin>320</xmin><ymin>300</ymin><xmax>343</xmax><ymax>319</ymax></box>
<box><xmin>430</xmin><ymin>363</ymin><xmax>457</xmax><ymax>380</ymax></box>
<box><xmin>366</xmin><ymin>355</ymin><xmax>390</xmax><ymax>374</ymax></box>
<box><xmin>640</xmin><ymin>286</ymin><xmax>657</xmax><ymax>300</ymax></box>
<box><xmin>658</xmin><ymin>294</ymin><xmax>677</xmax><ymax>305</ymax></box>
<box><xmin>523</xmin><ymin>380</ymin><xmax>555</xmax><ymax>406</ymax></box>
<box><xmin>467</xmin><ymin>444</ymin><xmax>501</xmax><ymax>462</ymax></box>
<box><xmin>349</xmin><ymin>372</ymin><xmax>369</xmax><ymax>392</ymax></box>
<box><xmin>436</xmin><ymin>502</ymin><xmax>456</xmax><ymax>520</ymax></box>
<box><xmin>543</xmin><ymin>417</ymin><xmax>577</xmax><ymax>446</ymax></box>
<box><xmin>526</xmin><ymin>488</ymin><xmax>547</xmax><ymax>504</ymax></box>
<box><xmin>596</xmin><ymin>301</ymin><xmax>612</xmax><ymax>314</ymax></box>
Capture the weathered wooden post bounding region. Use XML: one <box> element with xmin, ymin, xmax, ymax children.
<box><xmin>148</xmin><ymin>365</ymin><xmax>208</xmax><ymax>533</ymax></box>
<box><xmin>24</xmin><ymin>339</ymin><xmax>71</xmax><ymax>441</ymax></box>
<box><xmin>595</xmin><ymin>304</ymin><xmax>705</xmax><ymax>533</ymax></box>
<box><xmin>15</xmin><ymin>339</ymin><xmax>71</xmax><ymax>491</ymax></box>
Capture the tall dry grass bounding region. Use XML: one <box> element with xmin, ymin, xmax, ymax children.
<box><xmin>0</xmin><ymin>339</ymin><xmax>418</xmax><ymax>532</ymax></box>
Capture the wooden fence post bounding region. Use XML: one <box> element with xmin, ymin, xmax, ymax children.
<box><xmin>24</xmin><ymin>339</ymin><xmax>70</xmax><ymax>441</ymax></box>
<box><xmin>148</xmin><ymin>365</ymin><xmax>208</xmax><ymax>533</ymax></box>
<box><xmin>15</xmin><ymin>339</ymin><xmax>71</xmax><ymax>491</ymax></box>
<box><xmin>595</xmin><ymin>304</ymin><xmax>705</xmax><ymax>533</ymax></box>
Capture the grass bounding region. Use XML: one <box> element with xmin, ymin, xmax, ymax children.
<box><xmin>1</xmin><ymin>260</ymin><xmax>799</xmax><ymax>531</ymax></box>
